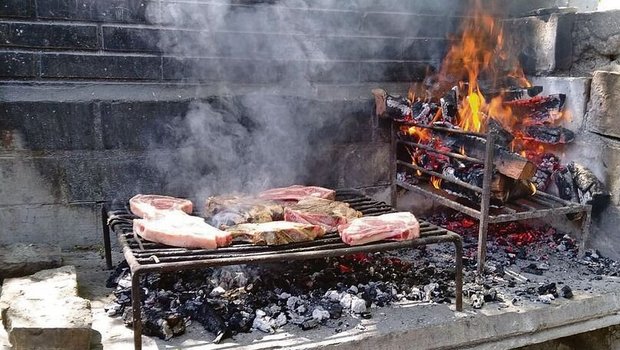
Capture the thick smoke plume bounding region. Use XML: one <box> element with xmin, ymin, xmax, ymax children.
<box><xmin>146</xmin><ymin>0</ymin><xmax>462</xmax><ymax>200</ymax></box>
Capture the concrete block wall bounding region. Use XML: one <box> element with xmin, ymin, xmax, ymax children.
<box><xmin>0</xmin><ymin>0</ymin><xmax>469</xmax><ymax>247</ymax></box>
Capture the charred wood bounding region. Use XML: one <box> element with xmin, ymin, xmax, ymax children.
<box><xmin>488</xmin><ymin>117</ymin><xmax>514</xmax><ymax>147</ymax></box>
<box><xmin>372</xmin><ymin>88</ymin><xmax>411</xmax><ymax>120</ymax></box>
<box><xmin>441</xmin><ymin>133</ymin><xmax>537</xmax><ymax>180</ymax></box>
<box><xmin>522</xmin><ymin>125</ymin><xmax>575</xmax><ymax>144</ymax></box>
<box><xmin>440</xmin><ymin>87</ymin><xmax>459</xmax><ymax>124</ymax></box>
<box><xmin>567</xmin><ymin>162</ymin><xmax>611</xmax><ymax>215</ymax></box>
<box><xmin>481</xmin><ymin>86</ymin><xmax>543</xmax><ymax>101</ymax></box>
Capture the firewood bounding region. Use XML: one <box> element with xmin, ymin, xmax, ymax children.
<box><xmin>441</xmin><ymin>133</ymin><xmax>537</xmax><ymax>180</ymax></box>
<box><xmin>522</xmin><ymin>125</ymin><xmax>575</xmax><ymax>144</ymax></box>
<box><xmin>567</xmin><ymin>162</ymin><xmax>611</xmax><ymax>215</ymax></box>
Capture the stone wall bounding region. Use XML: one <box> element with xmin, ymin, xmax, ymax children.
<box><xmin>0</xmin><ymin>0</ymin><xmax>469</xmax><ymax>247</ymax></box>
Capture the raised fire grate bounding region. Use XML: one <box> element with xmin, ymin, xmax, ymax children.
<box><xmin>102</xmin><ymin>189</ymin><xmax>463</xmax><ymax>350</ymax></box>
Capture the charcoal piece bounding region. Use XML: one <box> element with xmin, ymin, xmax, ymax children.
<box><xmin>106</xmin><ymin>260</ymin><xmax>129</xmax><ymax>288</ymax></box>
<box><xmin>300</xmin><ymin>318</ymin><xmax>319</xmax><ymax>330</ymax></box>
<box><xmin>567</xmin><ymin>162</ymin><xmax>611</xmax><ymax>215</ymax></box>
<box><xmin>360</xmin><ymin>312</ymin><xmax>372</xmax><ymax>319</ymax></box>
<box><xmin>522</xmin><ymin>263</ymin><xmax>544</xmax><ymax>275</ymax></box>
<box><xmin>440</xmin><ymin>86</ymin><xmax>459</xmax><ymax>124</ymax></box>
<box><xmin>522</xmin><ymin>125</ymin><xmax>575</xmax><ymax>144</ymax></box>
<box><xmin>319</xmin><ymin>301</ymin><xmax>343</xmax><ymax>319</ymax></box>
<box><xmin>196</xmin><ymin>301</ymin><xmax>232</xmax><ymax>343</ymax></box>
<box><xmin>561</xmin><ymin>285</ymin><xmax>573</xmax><ymax>299</ymax></box>
<box><xmin>482</xmin><ymin>86</ymin><xmax>543</xmax><ymax>101</ymax></box>
<box><xmin>537</xmin><ymin>283</ymin><xmax>558</xmax><ymax>297</ymax></box>
<box><xmin>553</xmin><ymin>167</ymin><xmax>579</xmax><ymax>203</ymax></box>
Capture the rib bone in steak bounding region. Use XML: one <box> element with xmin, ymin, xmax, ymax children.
<box><xmin>133</xmin><ymin>211</ymin><xmax>232</xmax><ymax>249</ymax></box>
<box><xmin>284</xmin><ymin>197</ymin><xmax>362</xmax><ymax>232</ymax></box>
<box><xmin>338</xmin><ymin>212</ymin><xmax>420</xmax><ymax>246</ymax></box>
<box><xmin>130</xmin><ymin>194</ymin><xmax>193</xmax><ymax>218</ymax></box>
<box><xmin>226</xmin><ymin>221</ymin><xmax>325</xmax><ymax>245</ymax></box>
<box><xmin>257</xmin><ymin>185</ymin><xmax>336</xmax><ymax>202</ymax></box>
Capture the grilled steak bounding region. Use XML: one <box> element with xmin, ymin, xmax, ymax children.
<box><xmin>226</xmin><ymin>221</ymin><xmax>325</xmax><ymax>245</ymax></box>
<box><xmin>133</xmin><ymin>211</ymin><xmax>232</xmax><ymax>249</ymax></box>
<box><xmin>338</xmin><ymin>212</ymin><xmax>420</xmax><ymax>246</ymax></box>
<box><xmin>284</xmin><ymin>197</ymin><xmax>362</xmax><ymax>232</ymax></box>
<box><xmin>257</xmin><ymin>185</ymin><xmax>336</xmax><ymax>202</ymax></box>
<box><xmin>130</xmin><ymin>194</ymin><xmax>193</xmax><ymax>218</ymax></box>
<box><xmin>204</xmin><ymin>195</ymin><xmax>284</xmax><ymax>229</ymax></box>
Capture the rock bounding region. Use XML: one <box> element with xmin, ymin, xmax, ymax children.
<box><xmin>0</xmin><ymin>266</ymin><xmax>92</xmax><ymax>350</ymax></box>
<box><xmin>350</xmin><ymin>297</ymin><xmax>367</xmax><ymax>314</ymax></box>
<box><xmin>339</xmin><ymin>293</ymin><xmax>353</xmax><ymax>309</ymax></box>
<box><xmin>588</xmin><ymin>71</ymin><xmax>620</xmax><ymax>139</ymax></box>
<box><xmin>0</xmin><ymin>243</ymin><xmax>62</xmax><ymax>279</ymax></box>
<box><xmin>275</xmin><ymin>313</ymin><xmax>288</xmax><ymax>327</ymax></box>
<box><xmin>538</xmin><ymin>294</ymin><xmax>556</xmax><ymax>304</ymax></box>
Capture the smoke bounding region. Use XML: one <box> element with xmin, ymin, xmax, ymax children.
<box><xmin>145</xmin><ymin>0</ymin><xmax>461</xmax><ymax>199</ymax></box>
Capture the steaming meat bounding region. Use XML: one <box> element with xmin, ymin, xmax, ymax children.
<box><xmin>130</xmin><ymin>194</ymin><xmax>193</xmax><ymax>219</ymax></box>
<box><xmin>257</xmin><ymin>185</ymin><xmax>336</xmax><ymax>202</ymax></box>
<box><xmin>133</xmin><ymin>211</ymin><xmax>232</xmax><ymax>249</ymax></box>
<box><xmin>226</xmin><ymin>221</ymin><xmax>325</xmax><ymax>246</ymax></box>
<box><xmin>204</xmin><ymin>195</ymin><xmax>284</xmax><ymax>229</ymax></box>
<box><xmin>283</xmin><ymin>197</ymin><xmax>362</xmax><ymax>232</ymax></box>
<box><xmin>338</xmin><ymin>212</ymin><xmax>420</xmax><ymax>246</ymax></box>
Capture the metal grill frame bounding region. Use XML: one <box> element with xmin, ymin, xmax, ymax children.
<box><xmin>102</xmin><ymin>189</ymin><xmax>464</xmax><ymax>350</ymax></box>
<box><xmin>390</xmin><ymin>123</ymin><xmax>592</xmax><ymax>274</ymax></box>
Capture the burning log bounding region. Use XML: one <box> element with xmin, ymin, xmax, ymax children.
<box><xmin>440</xmin><ymin>87</ymin><xmax>459</xmax><ymax>124</ymax></box>
<box><xmin>441</xmin><ymin>133</ymin><xmax>537</xmax><ymax>180</ymax></box>
<box><xmin>481</xmin><ymin>86</ymin><xmax>543</xmax><ymax>101</ymax></box>
<box><xmin>522</xmin><ymin>125</ymin><xmax>575</xmax><ymax>144</ymax></box>
<box><xmin>488</xmin><ymin>117</ymin><xmax>514</xmax><ymax>147</ymax></box>
<box><xmin>506</xmin><ymin>94</ymin><xmax>566</xmax><ymax>125</ymax></box>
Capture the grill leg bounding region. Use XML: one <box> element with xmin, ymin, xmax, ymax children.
<box><xmin>453</xmin><ymin>236</ymin><xmax>464</xmax><ymax>311</ymax></box>
<box><xmin>101</xmin><ymin>204</ymin><xmax>113</xmax><ymax>270</ymax></box>
<box><xmin>579</xmin><ymin>207</ymin><xmax>592</xmax><ymax>257</ymax></box>
<box><xmin>131</xmin><ymin>271</ymin><xmax>143</xmax><ymax>350</ymax></box>
<box><xmin>477</xmin><ymin>132</ymin><xmax>495</xmax><ymax>275</ymax></box>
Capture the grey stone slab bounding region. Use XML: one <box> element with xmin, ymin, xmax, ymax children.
<box><xmin>0</xmin><ymin>266</ymin><xmax>92</xmax><ymax>350</ymax></box>
<box><xmin>40</xmin><ymin>53</ymin><xmax>161</xmax><ymax>80</ymax></box>
<box><xmin>0</xmin><ymin>101</ymin><xmax>98</xmax><ymax>151</ymax></box>
<box><xmin>0</xmin><ymin>22</ymin><xmax>98</xmax><ymax>50</ymax></box>
<box><xmin>503</xmin><ymin>13</ymin><xmax>574</xmax><ymax>74</ymax></box>
<box><xmin>0</xmin><ymin>203</ymin><xmax>99</xmax><ymax>248</ymax></box>
<box><xmin>571</xmin><ymin>11</ymin><xmax>620</xmax><ymax>76</ymax></box>
<box><xmin>0</xmin><ymin>243</ymin><xmax>62</xmax><ymax>279</ymax></box>
<box><xmin>0</xmin><ymin>52</ymin><xmax>37</xmax><ymax>78</ymax></box>
<box><xmin>587</xmin><ymin>71</ymin><xmax>620</xmax><ymax>139</ymax></box>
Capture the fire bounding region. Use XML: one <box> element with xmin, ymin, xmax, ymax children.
<box><xmin>431</xmin><ymin>176</ymin><xmax>442</xmax><ymax>190</ymax></box>
<box><xmin>406</xmin><ymin>126</ymin><xmax>432</xmax><ymax>144</ymax></box>
<box><xmin>437</xmin><ymin>0</ymin><xmax>527</xmax><ymax>133</ymax></box>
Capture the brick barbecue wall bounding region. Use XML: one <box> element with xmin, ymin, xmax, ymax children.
<box><xmin>0</xmin><ymin>0</ymin><xmax>468</xmax><ymax>247</ymax></box>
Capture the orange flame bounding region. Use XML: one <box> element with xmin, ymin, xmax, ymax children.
<box><xmin>407</xmin><ymin>126</ymin><xmax>432</xmax><ymax>144</ymax></box>
<box><xmin>436</xmin><ymin>0</ymin><xmax>529</xmax><ymax>133</ymax></box>
<box><xmin>431</xmin><ymin>176</ymin><xmax>442</xmax><ymax>190</ymax></box>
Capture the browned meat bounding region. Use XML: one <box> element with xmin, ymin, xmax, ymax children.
<box><xmin>338</xmin><ymin>212</ymin><xmax>420</xmax><ymax>246</ymax></box>
<box><xmin>283</xmin><ymin>197</ymin><xmax>362</xmax><ymax>232</ymax></box>
<box><xmin>204</xmin><ymin>195</ymin><xmax>284</xmax><ymax>229</ymax></box>
<box><xmin>130</xmin><ymin>194</ymin><xmax>193</xmax><ymax>219</ymax></box>
<box><xmin>257</xmin><ymin>185</ymin><xmax>336</xmax><ymax>202</ymax></box>
<box><xmin>133</xmin><ymin>211</ymin><xmax>232</xmax><ymax>249</ymax></box>
<box><xmin>225</xmin><ymin>221</ymin><xmax>325</xmax><ymax>246</ymax></box>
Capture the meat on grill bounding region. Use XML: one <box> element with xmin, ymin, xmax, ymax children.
<box><xmin>204</xmin><ymin>195</ymin><xmax>284</xmax><ymax>229</ymax></box>
<box><xmin>130</xmin><ymin>194</ymin><xmax>193</xmax><ymax>219</ymax></box>
<box><xmin>257</xmin><ymin>185</ymin><xmax>336</xmax><ymax>202</ymax></box>
<box><xmin>133</xmin><ymin>211</ymin><xmax>232</xmax><ymax>249</ymax></box>
<box><xmin>283</xmin><ymin>197</ymin><xmax>363</xmax><ymax>232</ymax></box>
<box><xmin>338</xmin><ymin>212</ymin><xmax>420</xmax><ymax>246</ymax></box>
<box><xmin>225</xmin><ymin>221</ymin><xmax>325</xmax><ymax>245</ymax></box>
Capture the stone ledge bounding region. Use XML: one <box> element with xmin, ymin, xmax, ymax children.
<box><xmin>0</xmin><ymin>243</ymin><xmax>62</xmax><ymax>279</ymax></box>
<box><xmin>0</xmin><ymin>265</ymin><xmax>92</xmax><ymax>350</ymax></box>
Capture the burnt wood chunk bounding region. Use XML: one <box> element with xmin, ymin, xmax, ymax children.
<box><xmin>372</xmin><ymin>88</ymin><xmax>411</xmax><ymax>120</ymax></box>
<box><xmin>442</xmin><ymin>133</ymin><xmax>537</xmax><ymax>180</ymax></box>
<box><xmin>567</xmin><ymin>162</ymin><xmax>611</xmax><ymax>214</ymax></box>
<box><xmin>522</xmin><ymin>125</ymin><xmax>575</xmax><ymax>144</ymax></box>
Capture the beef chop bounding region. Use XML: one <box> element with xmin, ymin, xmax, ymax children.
<box><xmin>204</xmin><ymin>195</ymin><xmax>284</xmax><ymax>229</ymax></box>
<box><xmin>257</xmin><ymin>185</ymin><xmax>336</xmax><ymax>202</ymax></box>
<box><xmin>133</xmin><ymin>211</ymin><xmax>232</xmax><ymax>249</ymax></box>
<box><xmin>225</xmin><ymin>221</ymin><xmax>325</xmax><ymax>245</ymax></box>
<box><xmin>130</xmin><ymin>194</ymin><xmax>193</xmax><ymax>219</ymax></box>
<box><xmin>284</xmin><ymin>197</ymin><xmax>362</xmax><ymax>232</ymax></box>
<box><xmin>338</xmin><ymin>212</ymin><xmax>420</xmax><ymax>246</ymax></box>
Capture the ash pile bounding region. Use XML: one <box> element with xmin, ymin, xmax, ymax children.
<box><xmin>105</xmin><ymin>251</ymin><xmax>458</xmax><ymax>342</ymax></box>
<box><xmin>428</xmin><ymin>211</ymin><xmax>620</xmax><ymax>309</ymax></box>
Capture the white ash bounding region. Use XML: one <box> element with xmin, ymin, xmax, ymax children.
<box><xmin>210</xmin><ymin>286</ymin><xmax>226</xmax><ymax>297</ymax></box>
<box><xmin>350</xmin><ymin>297</ymin><xmax>367</xmax><ymax>314</ymax></box>
<box><xmin>312</xmin><ymin>307</ymin><xmax>331</xmax><ymax>322</ymax></box>
<box><xmin>538</xmin><ymin>294</ymin><xmax>556</xmax><ymax>304</ymax></box>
